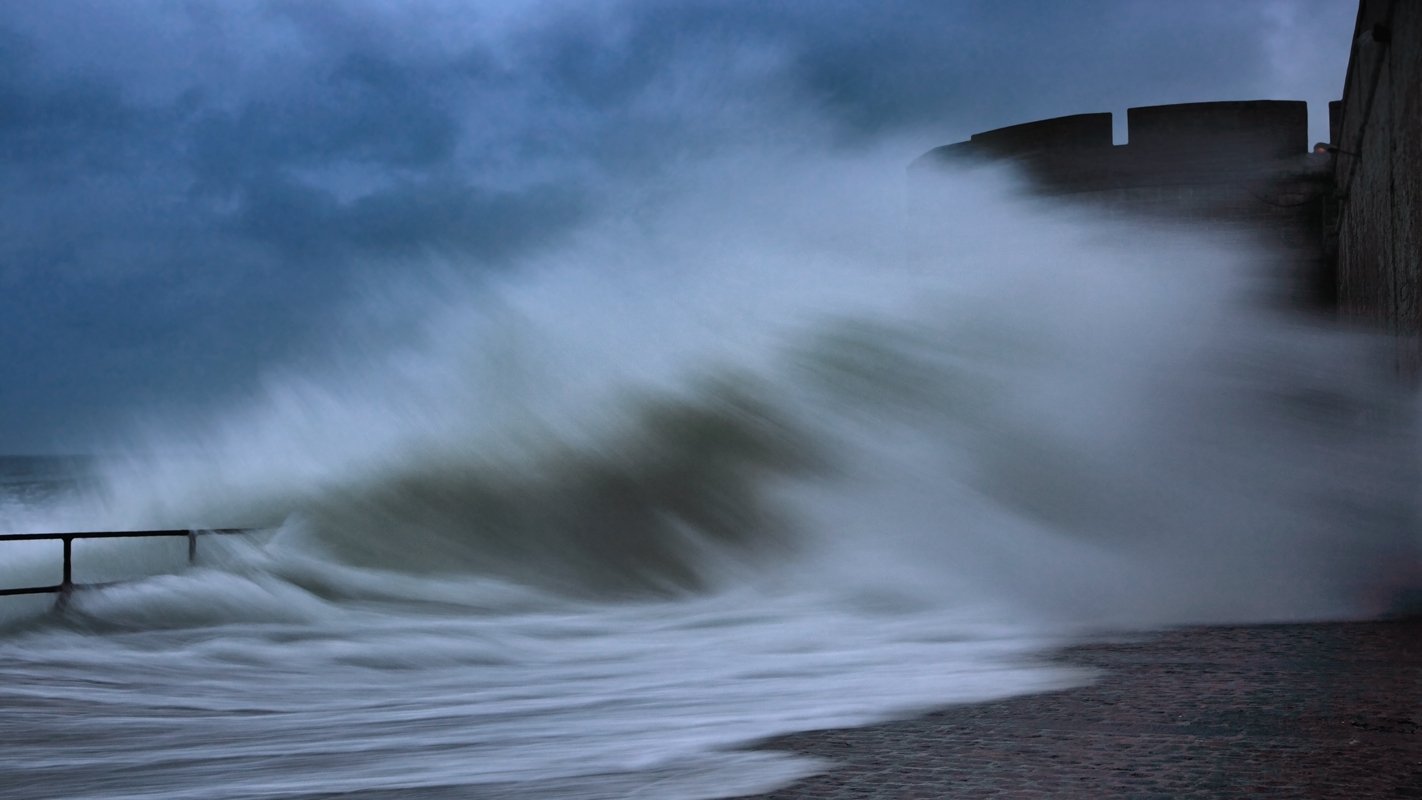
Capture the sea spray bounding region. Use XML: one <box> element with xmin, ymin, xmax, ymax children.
<box><xmin>78</xmin><ymin>150</ymin><xmax>1411</xmax><ymax>619</ymax></box>
<box><xmin>0</xmin><ymin>150</ymin><xmax>1415</xmax><ymax>799</ymax></box>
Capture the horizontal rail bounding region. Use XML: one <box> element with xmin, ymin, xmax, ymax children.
<box><xmin>0</xmin><ymin>584</ymin><xmax>66</xmax><ymax>598</ymax></box>
<box><xmin>0</xmin><ymin>528</ymin><xmax>253</xmax><ymax>609</ymax></box>
<box><xmin>0</xmin><ymin>579</ymin><xmax>126</xmax><ymax>598</ymax></box>
<box><xmin>0</xmin><ymin>528</ymin><xmax>248</xmax><ymax>543</ymax></box>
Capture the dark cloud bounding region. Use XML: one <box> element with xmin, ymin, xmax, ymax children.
<box><xmin>184</xmin><ymin>52</ymin><xmax>465</xmax><ymax>196</ymax></box>
<box><xmin>0</xmin><ymin>30</ymin><xmax>142</xmax><ymax>171</ymax></box>
<box><xmin>229</xmin><ymin>174</ymin><xmax>585</xmax><ymax>262</ymax></box>
<box><xmin>0</xmin><ymin>0</ymin><xmax>1358</xmax><ymax>453</ymax></box>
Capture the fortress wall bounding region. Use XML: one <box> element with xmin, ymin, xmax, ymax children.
<box><xmin>1127</xmin><ymin>101</ymin><xmax>1307</xmax><ymax>160</ymax></box>
<box><xmin>1334</xmin><ymin>0</ymin><xmax>1422</xmax><ymax>372</ymax></box>
<box><xmin>912</xmin><ymin>100</ymin><xmax>1332</xmax><ymax>307</ymax></box>
<box><xmin>968</xmin><ymin>113</ymin><xmax>1113</xmax><ymax>157</ymax></box>
<box><xmin>914</xmin><ymin>100</ymin><xmax>1310</xmax><ymax>180</ymax></box>
<box><xmin>914</xmin><ymin>0</ymin><xmax>1421</xmax><ymax>365</ymax></box>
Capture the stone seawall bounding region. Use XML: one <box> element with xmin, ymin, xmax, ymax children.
<box><xmin>1333</xmin><ymin>0</ymin><xmax>1422</xmax><ymax>373</ymax></box>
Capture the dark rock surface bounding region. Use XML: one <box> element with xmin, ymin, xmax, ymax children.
<box><xmin>1334</xmin><ymin>0</ymin><xmax>1422</xmax><ymax>370</ymax></box>
<box><xmin>737</xmin><ymin>620</ymin><xmax>1421</xmax><ymax>799</ymax></box>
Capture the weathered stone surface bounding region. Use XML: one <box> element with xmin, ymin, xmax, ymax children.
<box><xmin>1334</xmin><ymin>0</ymin><xmax>1422</xmax><ymax>373</ymax></box>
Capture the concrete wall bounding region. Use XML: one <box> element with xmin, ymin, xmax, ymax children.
<box><xmin>1333</xmin><ymin>0</ymin><xmax>1422</xmax><ymax>373</ymax></box>
<box><xmin>913</xmin><ymin>100</ymin><xmax>1334</xmax><ymax>308</ymax></box>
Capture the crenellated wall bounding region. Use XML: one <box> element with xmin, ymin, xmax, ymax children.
<box><xmin>912</xmin><ymin>100</ymin><xmax>1335</xmax><ymax>308</ymax></box>
<box><xmin>913</xmin><ymin>100</ymin><xmax>1318</xmax><ymax>192</ymax></box>
<box><xmin>1332</xmin><ymin>0</ymin><xmax>1422</xmax><ymax>374</ymax></box>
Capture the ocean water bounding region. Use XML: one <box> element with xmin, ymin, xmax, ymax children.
<box><xmin>0</xmin><ymin>156</ymin><xmax>1415</xmax><ymax>800</ymax></box>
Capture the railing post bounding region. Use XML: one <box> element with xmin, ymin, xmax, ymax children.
<box><xmin>54</xmin><ymin>536</ymin><xmax>74</xmax><ymax>612</ymax></box>
<box><xmin>187</xmin><ymin>531</ymin><xmax>197</xmax><ymax>564</ymax></box>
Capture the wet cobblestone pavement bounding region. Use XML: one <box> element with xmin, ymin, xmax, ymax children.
<box><xmin>737</xmin><ymin>620</ymin><xmax>1421</xmax><ymax>799</ymax></box>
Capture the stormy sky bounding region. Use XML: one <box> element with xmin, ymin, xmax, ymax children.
<box><xmin>1</xmin><ymin>0</ymin><xmax>1357</xmax><ymax>454</ymax></box>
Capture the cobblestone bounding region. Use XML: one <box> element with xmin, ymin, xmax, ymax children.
<box><xmin>736</xmin><ymin>620</ymin><xmax>1421</xmax><ymax>799</ymax></box>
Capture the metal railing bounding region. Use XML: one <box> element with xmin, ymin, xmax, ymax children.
<box><xmin>0</xmin><ymin>528</ymin><xmax>250</xmax><ymax>608</ymax></box>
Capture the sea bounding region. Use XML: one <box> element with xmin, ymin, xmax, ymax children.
<box><xmin>0</xmin><ymin>159</ymin><xmax>1415</xmax><ymax>800</ymax></box>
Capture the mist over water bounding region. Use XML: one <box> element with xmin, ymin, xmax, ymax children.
<box><xmin>1</xmin><ymin>151</ymin><xmax>1416</xmax><ymax>799</ymax></box>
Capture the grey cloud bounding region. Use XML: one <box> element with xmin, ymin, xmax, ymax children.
<box><xmin>0</xmin><ymin>30</ymin><xmax>142</xmax><ymax>171</ymax></box>
<box><xmin>184</xmin><ymin>52</ymin><xmax>465</xmax><ymax>195</ymax></box>
<box><xmin>230</xmin><ymin>174</ymin><xmax>585</xmax><ymax>262</ymax></box>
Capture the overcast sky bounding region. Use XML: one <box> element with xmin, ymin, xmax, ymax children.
<box><xmin>1</xmin><ymin>0</ymin><xmax>1358</xmax><ymax>454</ymax></box>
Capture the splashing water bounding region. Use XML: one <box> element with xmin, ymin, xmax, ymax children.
<box><xmin>0</xmin><ymin>151</ymin><xmax>1415</xmax><ymax>799</ymax></box>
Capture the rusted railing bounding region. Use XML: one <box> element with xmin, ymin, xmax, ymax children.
<box><xmin>0</xmin><ymin>529</ymin><xmax>250</xmax><ymax>608</ymax></box>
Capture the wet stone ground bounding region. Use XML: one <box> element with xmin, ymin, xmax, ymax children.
<box><xmin>736</xmin><ymin>620</ymin><xmax>1421</xmax><ymax>799</ymax></box>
